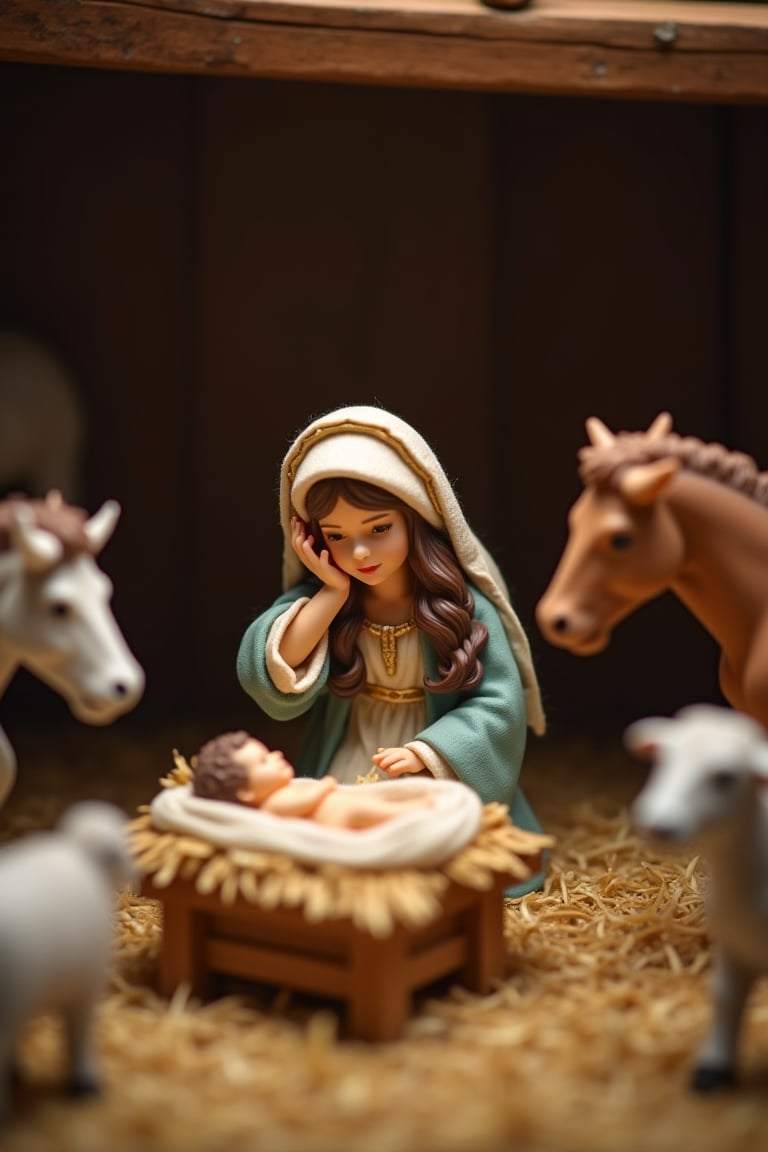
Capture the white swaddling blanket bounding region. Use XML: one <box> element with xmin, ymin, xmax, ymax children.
<box><xmin>150</xmin><ymin>778</ymin><xmax>483</xmax><ymax>870</ymax></box>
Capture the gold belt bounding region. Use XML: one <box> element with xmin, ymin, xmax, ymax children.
<box><xmin>362</xmin><ymin>683</ymin><xmax>425</xmax><ymax>705</ymax></box>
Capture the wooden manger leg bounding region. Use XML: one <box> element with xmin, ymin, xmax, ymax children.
<box><xmin>155</xmin><ymin>892</ymin><xmax>208</xmax><ymax>1000</ymax></box>
<box><xmin>347</xmin><ymin>927</ymin><xmax>411</xmax><ymax>1043</ymax></box>
<box><xmin>461</xmin><ymin>875</ymin><xmax>508</xmax><ymax>993</ymax></box>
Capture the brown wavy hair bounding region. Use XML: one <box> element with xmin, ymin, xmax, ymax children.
<box><xmin>304</xmin><ymin>478</ymin><xmax>488</xmax><ymax>698</ymax></box>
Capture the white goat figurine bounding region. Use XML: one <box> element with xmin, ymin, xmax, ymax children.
<box><xmin>0</xmin><ymin>801</ymin><xmax>136</xmax><ymax>1121</ymax></box>
<box><xmin>0</xmin><ymin>492</ymin><xmax>145</xmax><ymax>807</ymax></box>
<box><xmin>626</xmin><ymin>703</ymin><xmax>768</xmax><ymax>1091</ymax></box>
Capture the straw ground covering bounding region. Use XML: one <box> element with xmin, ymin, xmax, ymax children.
<box><xmin>2</xmin><ymin>719</ymin><xmax>768</xmax><ymax>1152</ymax></box>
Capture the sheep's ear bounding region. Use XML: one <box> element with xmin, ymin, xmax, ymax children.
<box><xmin>624</xmin><ymin>717</ymin><xmax>669</xmax><ymax>759</ymax></box>
<box><xmin>749</xmin><ymin>743</ymin><xmax>768</xmax><ymax>783</ymax></box>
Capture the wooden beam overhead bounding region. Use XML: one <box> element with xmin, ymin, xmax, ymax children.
<box><xmin>1</xmin><ymin>0</ymin><xmax>768</xmax><ymax>103</ymax></box>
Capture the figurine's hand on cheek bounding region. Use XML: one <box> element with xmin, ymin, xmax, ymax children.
<box><xmin>291</xmin><ymin>516</ymin><xmax>311</xmax><ymax>550</ymax></box>
<box><xmin>316</xmin><ymin>549</ymin><xmax>350</xmax><ymax>595</ymax></box>
<box><xmin>291</xmin><ymin>530</ymin><xmax>349</xmax><ymax>595</ymax></box>
<box><xmin>290</xmin><ymin>519</ymin><xmax>314</xmax><ymax>564</ymax></box>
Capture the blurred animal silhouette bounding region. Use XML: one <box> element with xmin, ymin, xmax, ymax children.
<box><xmin>0</xmin><ymin>331</ymin><xmax>85</xmax><ymax>501</ymax></box>
<box><xmin>0</xmin><ymin>801</ymin><xmax>136</xmax><ymax>1121</ymax></box>
<box><xmin>627</xmin><ymin>704</ymin><xmax>768</xmax><ymax>1091</ymax></box>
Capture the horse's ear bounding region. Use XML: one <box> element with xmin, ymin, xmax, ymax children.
<box><xmin>11</xmin><ymin>507</ymin><xmax>63</xmax><ymax>573</ymax></box>
<box><xmin>619</xmin><ymin>458</ymin><xmax>680</xmax><ymax>506</ymax></box>
<box><xmin>84</xmin><ymin>500</ymin><xmax>121</xmax><ymax>555</ymax></box>
<box><xmin>624</xmin><ymin>717</ymin><xmax>669</xmax><ymax>759</ymax></box>
<box><xmin>646</xmin><ymin>412</ymin><xmax>673</xmax><ymax>440</ymax></box>
<box><xmin>585</xmin><ymin>417</ymin><xmax>616</xmax><ymax>448</ymax></box>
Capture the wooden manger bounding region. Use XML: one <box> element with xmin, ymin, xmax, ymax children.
<box><xmin>133</xmin><ymin>799</ymin><xmax>550</xmax><ymax>1042</ymax></box>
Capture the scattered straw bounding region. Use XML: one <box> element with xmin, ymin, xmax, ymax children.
<box><xmin>4</xmin><ymin>733</ymin><xmax>768</xmax><ymax>1152</ymax></box>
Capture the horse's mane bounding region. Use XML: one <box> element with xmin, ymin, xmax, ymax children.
<box><xmin>0</xmin><ymin>493</ymin><xmax>90</xmax><ymax>556</ymax></box>
<box><xmin>579</xmin><ymin>431</ymin><xmax>768</xmax><ymax>508</ymax></box>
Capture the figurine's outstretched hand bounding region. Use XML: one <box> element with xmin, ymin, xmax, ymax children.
<box><xmin>372</xmin><ymin>747</ymin><xmax>428</xmax><ymax>777</ymax></box>
<box><xmin>291</xmin><ymin>517</ymin><xmax>350</xmax><ymax>596</ymax></box>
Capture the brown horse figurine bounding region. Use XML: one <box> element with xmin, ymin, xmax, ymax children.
<box><xmin>536</xmin><ymin>413</ymin><xmax>768</xmax><ymax>727</ymax></box>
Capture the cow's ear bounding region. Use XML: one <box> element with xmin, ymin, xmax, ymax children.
<box><xmin>84</xmin><ymin>500</ymin><xmax>121</xmax><ymax>555</ymax></box>
<box><xmin>624</xmin><ymin>717</ymin><xmax>669</xmax><ymax>759</ymax></box>
<box><xmin>11</xmin><ymin>507</ymin><xmax>63</xmax><ymax>573</ymax></box>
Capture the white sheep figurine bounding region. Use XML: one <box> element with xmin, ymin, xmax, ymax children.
<box><xmin>625</xmin><ymin>703</ymin><xmax>768</xmax><ymax>1092</ymax></box>
<box><xmin>0</xmin><ymin>801</ymin><xmax>135</xmax><ymax>1122</ymax></box>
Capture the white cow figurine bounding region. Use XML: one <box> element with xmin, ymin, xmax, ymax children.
<box><xmin>0</xmin><ymin>492</ymin><xmax>145</xmax><ymax>807</ymax></box>
<box><xmin>625</xmin><ymin>703</ymin><xmax>768</xmax><ymax>1091</ymax></box>
<box><xmin>0</xmin><ymin>801</ymin><xmax>136</xmax><ymax>1121</ymax></box>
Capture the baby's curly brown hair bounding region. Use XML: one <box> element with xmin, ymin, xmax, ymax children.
<box><xmin>192</xmin><ymin>730</ymin><xmax>251</xmax><ymax>802</ymax></box>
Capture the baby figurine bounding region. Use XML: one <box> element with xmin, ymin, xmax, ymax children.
<box><xmin>192</xmin><ymin>730</ymin><xmax>434</xmax><ymax>829</ymax></box>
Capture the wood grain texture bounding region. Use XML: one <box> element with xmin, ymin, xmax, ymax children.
<box><xmin>1</xmin><ymin>0</ymin><xmax>768</xmax><ymax>102</ymax></box>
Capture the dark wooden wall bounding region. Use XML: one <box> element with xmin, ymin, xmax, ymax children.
<box><xmin>1</xmin><ymin>63</ymin><xmax>767</xmax><ymax>741</ymax></box>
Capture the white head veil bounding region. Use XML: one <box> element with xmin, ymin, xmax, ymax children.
<box><xmin>279</xmin><ymin>405</ymin><xmax>545</xmax><ymax>735</ymax></box>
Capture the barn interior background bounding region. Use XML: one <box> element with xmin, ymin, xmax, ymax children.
<box><xmin>3</xmin><ymin>8</ymin><xmax>767</xmax><ymax>746</ymax></box>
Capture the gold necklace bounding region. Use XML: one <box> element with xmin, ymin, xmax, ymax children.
<box><xmin>361</xmin><ymin>619</ymin><xmax>416</xmax><ymax>677</ymax></box>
